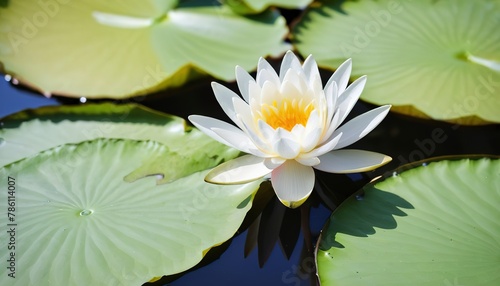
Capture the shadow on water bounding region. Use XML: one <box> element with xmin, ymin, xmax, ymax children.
<box><xmin>318</xmin><ymin>187</ymin><xmax>414</xmax><ymax>251</ymax></box>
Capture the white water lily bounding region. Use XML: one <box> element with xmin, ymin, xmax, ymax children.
<box><xmin>189</xmin><ymin>51</ymin><xmax>392</xmax><ymax>208</ymax></box>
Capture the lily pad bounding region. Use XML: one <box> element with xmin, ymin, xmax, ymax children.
<box><xmin>0</xmin><ymin>138</ymin><xmax>261</xmax><ymax>285</ymax></box>
<box><xmin>0</xmin><ymin>0</ymin><xmax>289</xmax><ymax>98</ymax></box>
<box><xmin>316</xmin><ymin>157</ymin><xmax>500</xmax><ymax>285</ymax></box>
<box><xmin>293</xmin><ymin>0</ymin><xmax>500</xmax><ymax>124</ymax></box>
<box><xmin>0</xmin><ymin>103</ymin><xmax>239</xmax><ymax>183</ymax></box>
<box><xmin>224</xmin><ymin>0</ymin><xmax>312</xmax><ymax>14</ymax></box>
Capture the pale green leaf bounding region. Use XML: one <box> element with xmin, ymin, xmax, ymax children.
<box><xmin>0</xmin><ymin>103</ymin><xmax>239</xmax><ymax>183</ymax></box>
<box><xmin>317</xmin><ymin>157</ymin><xmax>500</xmax><ymax>285</ymax></box>
<box><xmin>0</xmin><ymin>138</ymin><xmax>261</xmax><ymax>285</ymax></box>
<box><xmin>0</xmin><ymin>0</ymin><xmax>289</xmax><ymax>98</ymax></box>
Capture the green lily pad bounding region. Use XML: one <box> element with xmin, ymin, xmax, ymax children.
<box><xmin>0</xmin><ymin>0</ymin><xmax>289</xmax><ymax>98</ymax></box>
<box><xmin>0</xmin><ymin>103</ymin><xmax>239</xmax><ymax>183</ymax></box>
<box><xmin>293</xmin><ymin>0</ymin><xmax>500</xmax><ymax>124</ymax></box>
<box><xmin>0</xmin><ymin>138</ymin><xmax>261</xmax><ymax>285</ymax></box>
<box><xmin>224</xmin><ymin>0</ymin><xmax>312</xmax><ymax>14</ymax></box>
<box><xmin>317</xmin><ymin>157</ymin><xmax>500</xmax><ymax>285</ymax></box>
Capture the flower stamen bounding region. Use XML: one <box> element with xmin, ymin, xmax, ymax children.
<box><xmin>262</xmin><ymin>99</ymin><xmax>314</xmax><ymax>131</ymax></box>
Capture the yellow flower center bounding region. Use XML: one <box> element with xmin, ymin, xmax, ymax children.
<box><xmin>262</xmin><ymin>99</ymin><xmax>314</xmax><ymax>131</ymax></box>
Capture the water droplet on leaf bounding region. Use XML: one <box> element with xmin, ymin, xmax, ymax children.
<box><xmin>79</xmin><ymin>209</ymin><xmax>94</xmax><ymax>216</ymax></box>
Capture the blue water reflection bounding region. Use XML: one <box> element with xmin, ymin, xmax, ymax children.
<box><xmin>0</xmin><ymin>77</ymin><xmax>59</xmax><ymax>118</ymax></box>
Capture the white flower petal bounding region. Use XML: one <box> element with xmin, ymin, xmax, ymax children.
<box><xmin>320</xmin><ymin>110</ymin><xmax>341</xmax><ymax>145</ymax></box>
<box><xmin>205</xmin><ymin>155</ymin><xmax>272</xmax><ymax>184</ymax></box>
<box><xmin>302</xmin><ymin>54</ymin><xmax>321</xmax><ymax>86</ymax></box>
<box><xmin>332</xmin><ymin>105</ymin><xmax>391</xmax><ymax>150</ymax></box>
<box><xmin>249</xmin><ymin>97</ymin><xmax>261</xmax><ymax>118</ymax></box>
<box><xmin>258</xmin><ymin>69</ymin><xmax>280</xmax><ymax>90</ymax></box>
<box><xmin>236</xmin><ymin>115</ymin><xmax>274</xmax><ymax>156</ymax></box>
<box><xmin>282</xmin><ymin>68</ymin><xmax>308</xmax><ymax>94</ymax></box>
<box><xmin>248</xmin><ymin>80</ymin><xmax>262</xmax><ymax>105</ymax></box>
<box><xmin>309</xmin><ymin>73</ymin><xmax>324</xmax><ymax>102</ymax></box>
<box><xmin>271</xmin><ymin>160</ymin><xmax>315</xmax><ymax>208</ymax></box>
<box><xmin>264</xmin><ymin>157</ymin><xmax>286</xmax><ymax>169</ymax></box>
<box><xmin>258</xmin><ymin>119</ymin><xmax>276</xmax><ymax>142</ymax></box>
<box><xmin>211</xmin><ymin>82</ymin><xmax>251</xmax><ymax>130</ymax></box>
<box><xmin>304</xmin><ymin>131</ymin><xmax>342</xmax><ymax>158</ymax></box>
<box><xmin>189</xmin><ymin>115</ymin><xmax>243</xmax><ymax>148</ymax></box>
<box><xmin>336</xmin><ymin>75</ymin><xmax>367</xmax><ymax>126</ymax></box>
<box><xmin>235</xmin><ymin>65</ymin><xmax>255</xmax><ymax>103</ymax></box>
<box><xmin>280</xmin><ymin>79</ymin><xmax>303</xmax><ymax>102</ymax></box>
<box><xmin>315</xmin><ymin>149</ymin><xmax>392</xmax><ymax>173</ymax></box>
<box><xmin>273</xmin><ymin>137</ymin><xmax>301</xmax><ymax>159</ymax></box>
<box><xmin>302</xmin><ymin>110</ymin><xmax>322</xmax><ymax>152</ymax></box>
<box><xmin>211</xmin><ymin>82</ymin><xmax>240</xmax><ymax>120</ymax></box>
<box><xmin>261</xmin><ymin>80</ymin><xmax>281</xmax><ymax>106</ymax></box>
<box><xmin>325</xmin><ymin>81</ymin><xmax>338</xmax><ymax>125</ymax></box>
<box><xmin>302</xmin><ymin>127</ymin><xmax>322</xmax><ymax>153</ymax></box>
<box><xmin>290</xmin><ymin>123</ymin><xmax>306</xmax><ymax>139</ymax></box>
<box><xmin>211</xmin><ymin>127</ymin><xmax>258</xmax><ymax>153</ymax></box>
<box><xmin>325</xmin><ymin>58</ymin><xmax>352</xmax><ymax>94</ymax></box>
<box><xmin>295</xmin><ymin>156</ymin><xmax>320</xmax><ymax>166</ymax></box>
<box><xmin>232</xmin><ymin>97</ymin><xmax>258</xmax><ymax>134</ymax></box>
<box><xmin>191</xmin><ymin>51</ymin><xmax>393</xmax><ymax>209</ymax></box>
<box><xmin>279</xmin><ymin>50</ymin><xmax>302</xmax><ymax>82</ymax></box>
<box><xmin>271</xmin><ymin>127</ymin><xmax>296</xmax><ymax>145</ymax></box>
<box><xmin>257</xmin><ymin>57</ymin><xmax>280</xmax><ymax>87</ymax></box>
